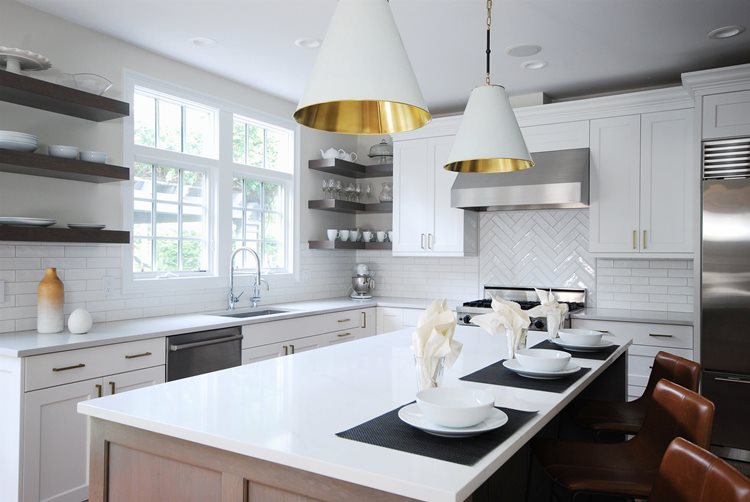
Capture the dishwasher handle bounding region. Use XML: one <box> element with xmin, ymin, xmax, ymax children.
<box><xmin>169</xmin><ymin>334</ymin><xmax>243</xmax><ymax>352</ymax></box>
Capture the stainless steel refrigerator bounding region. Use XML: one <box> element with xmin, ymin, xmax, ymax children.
<box><xmin>701</xmin><ymin>137</ymin><xmax>750</xmax><ymax>462</ymax></box>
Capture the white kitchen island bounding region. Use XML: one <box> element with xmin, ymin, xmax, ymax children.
<box><xmin>78</xmin><ymin>326</ymin><xmax>630</xmax><ymax>502</ymax></box>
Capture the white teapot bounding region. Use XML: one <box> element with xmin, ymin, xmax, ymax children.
<box><xmin>339</xmin><ymin>151</ymin><xmax>358</xmax><ymax>162</ymax></box>
<box><xmin>320</xmin><ymin>147</ymin><xmax>345</xmax><ymax>159</ymax></box>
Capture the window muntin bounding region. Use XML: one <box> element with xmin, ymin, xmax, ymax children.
<box><xmin>133</xmin><ymin>162</ymin><xmax>209</xmax><ymax>276</ymax></box>
<box><xmin>134</xmin><ymin>88</ymin><xmax>218</xmax><ymax>159</ymax></box>
<box><xmin>233</xmin><ymin>116</ymin><xmax>292</xmax><ymax>174</ymax></box>
<box><xmin>231</xmin><ymin>177</ymin><xmax>288</xmax><ymax>272</ymax></box>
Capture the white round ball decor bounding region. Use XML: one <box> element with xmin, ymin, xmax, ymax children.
<box><xmin>68</xmin><ymin>308</ymin><xmax>93</xmax><ymax>334</ymax></box>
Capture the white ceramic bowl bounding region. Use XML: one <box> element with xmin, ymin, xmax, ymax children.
<box><xmin>48</xmin><ymin>145</ymin><xmax>79</xmax><ymax>159</ymax></box>
<box><xmin>558</xmin><ymin>329</ymin><xmax>604</xmax><ymax>346</ymax></box>
<box><xmin>416</xmin><ymin>387</ymin><xmax>495</xmax><ymax>428</ymax></box>
<box><xmin>515</xmin><ymin>349</ymin><xmax>571</xmax><ymax>372</ymax></box>
<box><xmin>79</xmin><ymin>150</ymin><xmax>107</xmax><ymax>163</ymax></box>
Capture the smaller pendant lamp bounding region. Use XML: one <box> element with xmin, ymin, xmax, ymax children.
<box><xmin>444</xmin><ymin>0</ymin><xmax>533</xmax><ymax>173</ymax></box>
<box><xmin>294</xmin><ymin>0</ymin><xmax>431</xmax><ymax>135</ymax></box>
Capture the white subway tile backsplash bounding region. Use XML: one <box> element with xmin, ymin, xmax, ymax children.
<box><xmin>0</xmin><ymin>258</ymin><xmax>41</xmax><ymax>270</ymax></box>
<box><xmin>16</xmin><ymin>245</ymin><xmax>65</xmax><ymax>257</ymax></box>
<box><xmin>595</xmin><ymin>257</ymin><xmax>694</xmax><ymax>312</ymax></box>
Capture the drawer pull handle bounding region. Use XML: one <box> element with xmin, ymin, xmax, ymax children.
<box><xmin>95</xmin><ymin>384</ymin><xmax>102</xmax><ymax>398</ymax></box>
<box><xmin>52</xmin><ymin>363</ymin><xmax>85</xmax><ymax>372</ymax></box>
<box><xmin>109</xmin><ymin>381</ymin><xmax>116</xmax><ymax>394</ymax></box>
<box><xmin>337</xmin><ymin>318</ymin><xmax>351</xmax><ymax>323</ymax></box>
<box><xmin>289</xmin><ymin>344</ymin><xmax>295</xmax><ymax>354</ymax></box>
<box><xmin>125</xmin><ymin>351</ymin><xmax>152</xmax><ymax>359</ymax></box>
<box><xmin>648</xmin><ymin>333</ymin><xmax>673</xmax><ymax>338</ymax></box>
<box><xmin>337</xmin><ymin>332</ymin><xmax>352</xmax><ymax>338</ymax></box>
<box><xmin>715</xmin><ymin>377</ymin><xmax>750</xmax><ymax>385</ymax></box>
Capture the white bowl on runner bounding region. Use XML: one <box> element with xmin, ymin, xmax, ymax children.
<box><xmin>416</xmin><ymin>387</ymin><xmax>495</xmax><ymax>428</ymax></box>
<box><xmin>515</xmin><ymin>349</ymin><xmax>571</xmax><ymax>372</ymax></box>
<box><xmin>399</xmin><ymin>403</ymin><xmax>508</xmax><ymax>438</ymax></box>
<box><xmin>503</xmin><ymin>359</ymin><xmax>581</xmax><ymax>380</ymax></box>
<box><xmin>551</xmin><ymin>338</ymin><xmax>615</xmax><ymax>353</ymax></box>
<box><xmin>558</xmin><ymin>329</ymin><xmax>604</xmax><ymax>346</ymax></box>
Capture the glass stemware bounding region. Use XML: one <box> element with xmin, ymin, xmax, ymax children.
<box><xmin>354</xmin><ymin>183</ymin><xmax>361</xmax><ymax>202</ymax></box>
<box><xmin>364</xmin><ymin>182</ymin><xmax>372</xmax><ymax>200</ymax></box>
<box><xmin>322</xmin><ymin>179</ymin><xmax>329</xmax><ymax>199</ymax></box>
<box><xmin>328</xmin><ymin>179</ymin><xmax>337</xmax><ymax>199</ymax></box>
<box><xmin>335</xmin><ymin>180</ymin><xmax>343</xmax><ymax>199</ymax></box>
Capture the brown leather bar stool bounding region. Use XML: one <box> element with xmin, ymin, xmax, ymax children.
<box><xmin>577</xmin><ymin>351</ymin><xmax>701</xmax><ymax>436</ymax></box>
<box><xmin>651</xmin><ymin>437</ymin><xmax>750</xmax><ymax>502</ymax></box>
<box><xmin>534</xmin><ymin>379</ymin><xmax>715</xmax><ymax>500</ymax></box>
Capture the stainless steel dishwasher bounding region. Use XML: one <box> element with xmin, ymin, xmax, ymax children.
<box><xmin>166</xmin><ymin>326</ymin><xmax>243</xmax><ymax>381</ymax></box>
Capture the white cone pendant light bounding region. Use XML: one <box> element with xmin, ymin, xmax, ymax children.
<box><xmin>444</xmin><ymin>1</ymin><xmax>533</xmax><ymax>173</ymax></box>
<box><xmin>294</xmin><ymin>0</ymin><xmax>431</xmax><ymax>135</ymax></box>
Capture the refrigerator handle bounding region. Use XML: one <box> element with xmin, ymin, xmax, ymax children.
<box><xmin>715</xmin><ymin>376</ymin><xmax>750</xmax><ymax>385</ymax></box>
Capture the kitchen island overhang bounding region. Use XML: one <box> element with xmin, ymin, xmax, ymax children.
<box><xmin>78</xmin><ymin>326</ymin><xmax>631</xmax><ymax>502</ymax></box>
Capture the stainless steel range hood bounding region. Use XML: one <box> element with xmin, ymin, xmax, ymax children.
<box><xmin>450</xmin><ymin>148</ymin><xmax>590</xmax><ymax>211</ymax></box>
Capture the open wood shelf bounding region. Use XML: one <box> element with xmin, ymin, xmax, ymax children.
<box><xmin>308</xmin><ymin>240</ymin><xmax>392</xmax><ymax>250</ymax></box>
<box><xmin>0</xmin><ymin>226</ymin><xmax>130</xmax><ymax>244</ymax></box>
<box><xmin>308</xmin><ymin>199</ymin><xmax>392</xmax><ymax>214</ymax></box>
<box><xmin>0</xmin><ymin>149</ymin><xmax>129</xmax><ymax>183</ymax></box>
<box><xmin>308</xmin><ymin>158</ymin><xmax>392</xmax><ymax>178</ymax></box>
<box><xmin>0</xmin><ymin>71</ymin><xmax>130</xmax><ymax>122</ymax></box>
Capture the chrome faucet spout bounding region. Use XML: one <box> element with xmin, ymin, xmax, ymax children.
<box><xmin>228</xmin><ymin>247</ymin><xmax>266</xmax><ymax>310</ymax></box>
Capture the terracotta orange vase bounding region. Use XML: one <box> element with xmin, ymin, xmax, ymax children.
<box><xmin>37</xmin><ymin>267</ymin><xmax>64</xmax><ymax>334</ymax></box>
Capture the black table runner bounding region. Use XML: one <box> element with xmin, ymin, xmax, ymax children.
<box><xmin>530</xmin><ymin>339</ymin><xmax>620</xmax><ymax>361</ymax></box>
<box><xmin>460</xmin><ymin>360</ymin><xmax>592</xmax><ymax>393</ymax></box>
<box><xmin>336</xmin><ymin>403</ymin><xmax>538</xmax><ymax>466</ymax></box>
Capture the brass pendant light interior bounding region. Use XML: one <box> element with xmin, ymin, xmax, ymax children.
<box><xmin>444</xmin><ymin>157</ymin><xmax>533</xmax><ymax>173</ymax></box>
<box><xmin>294</xmin><ymin>99</ymin><xmax>431</xmax><ymax>135</ymax></box>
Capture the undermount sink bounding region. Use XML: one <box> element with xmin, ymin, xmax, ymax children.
<box><xmin>217</xmin><ymin>309</ymin><xmax>290</xmax><ymax>319</ymax></box>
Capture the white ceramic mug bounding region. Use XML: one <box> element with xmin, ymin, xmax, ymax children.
<box><xmin>349</xmin><ymin>229</ymin><xmax>360</xmax><ymax>242</ymax></box>
<box><xmin>387</xmin><ymin>230</ymin><xmax>394</xmax><ymax>242</ymax></box>
<box><xmin>362</xmin><ymin>231</ymin><xmax>373</xmax><ymax>242</ymax></box>
<box><xmin>339</xmin><ymin>230</ymin><xmax>350</xmax><ymax>241</ymax></box>
<box><xmin>376</xmin><ymin>231</ymin><xmax>386</xmax><ymax>242</ymax></box>
<box><xmin>327</xmin><ymin>229</ymin><xmax>338</xmax><ymax>241</ymax></box>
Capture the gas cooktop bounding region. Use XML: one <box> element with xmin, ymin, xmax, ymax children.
<box><xmin>456</xmin><ymin>286</ymin><xmax>587</xmax><ymax>331</ymax></box>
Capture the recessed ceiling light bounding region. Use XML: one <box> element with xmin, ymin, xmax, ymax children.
<box><xmin>520</xmin><ymin>60</ymin><xmax>548</xmax><ymax>70</ymax></box>
<box><xmin>505</xmin><ymin>44</ymin><xmax>542</xmax><ymax>57</ymax></box>
<box><xmin>294</xmin><ymin>38</ymin><xmax>321</xmax><ymax>49</ymax></box>
<box><xmin>707</xmin><ymin>25</ymin><xmax>745</xmax><ymax>39</ymax></box>
<box><xmin>190</xmin><ymin>37</ymin><xmax>217</xmax><ymax>48</ymax></box>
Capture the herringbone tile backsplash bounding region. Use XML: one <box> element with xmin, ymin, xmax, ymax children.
<box><xmin>479</xmin><ymin>210</ymin><xmax>597</xmax><ymax>305</ymax></box>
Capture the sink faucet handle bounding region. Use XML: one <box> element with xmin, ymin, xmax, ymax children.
<box><xmin>232</xmin><ymin>290</ymin><xmax>244</xmax><ymax>302</ymax></box>
<box><xmin>259</xmin><ymin>278</ymin><xmax>270</xmax><ymax>291</ymax></box>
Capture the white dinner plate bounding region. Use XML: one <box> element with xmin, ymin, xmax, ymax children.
<box><xmin>68</xmin><ymin>224</ymin><xmax>106</xmax><ymax>230</ymax></box>
<box><xmin>398</xmin><ymin>403</ymin><xmax>508</xmax><ymax>438</ymax></box>
<box><xmin>0</xmin><ymin>139</ymin><xmax>38</xmax><ymax>152</ymax></box>
<box><xmin>0</xmin><ymin>217</ymin><xmax>55</xmax><ymax>227</ymax></box>
<box><xmin>549</xmin><ymin>338</ymin><xmax>615</xmax><ymax>352</ymax></box>
<box><xmin>0</xmin><ymin>131</ymin><xmax>38</xmax><ymax>139</ymax></box>
<box><xmin>503</xmin><ymin>359</ymin><xmax>581</xmax><ymax>380</ymax></box>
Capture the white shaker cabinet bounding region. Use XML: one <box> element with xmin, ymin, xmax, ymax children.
<box><xmin>589</xmin><ymin>115</ymin><xmax>642</xmax><ymax>253</ymax></box>
<box><xmin>702</xmin><ymin>90</ymin><xmax>750</xmax><ymax>140</ymax></box>
<box><xmin>640</xmin><ymin>108</ymin><xmax>694</xmax><ymax>253</ymax></box>
<box><xmin>589</xmin><ymin>109</ymin><xmax>693</xmax><ymax>254</ymax></box>
<box><xmin>392</xmin><ymin>136</ymin><xmax>478</xmax><ymax>257</ymax></box>
<box><xmin>22</xmin><ymin>365</ymin><xmax>165</xmax><ymax>502</ymax></box>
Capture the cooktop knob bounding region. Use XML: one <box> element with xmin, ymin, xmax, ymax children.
<box><xmin>534</xmin><ymin>319</ymin><xmax>545</xmax><ymax>329</ymax></box>
<box><xmin>462</xmin><ymin>315</ymin><xmax>472</xmax><ymax>324</ymax></box>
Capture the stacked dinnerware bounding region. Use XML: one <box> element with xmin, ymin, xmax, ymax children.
<box><xmin>0</xmin><ymin>130</ymin><xmax>38</xmax><ymax>152</ymax></box>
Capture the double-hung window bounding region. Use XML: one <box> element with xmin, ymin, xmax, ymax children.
<box><xmin>231</xmin><ymin>115</ymin><xmax>293</xmax><ymax>272</ymax></box>
<box><xmin>131</xmin><ymin>86</ymin><xmax>218</xmax><ymax>278</ymax></box>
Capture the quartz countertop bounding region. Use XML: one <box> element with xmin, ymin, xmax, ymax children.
<box><xmin>0</xmin><ymin>297</ymin><xmax>456</xmax><ymax>357</ymax></box>
<box><xmin>78</xmin><ymin>326</ymin><xmax>632</xmax><ymax>502</ymax></box>
<box><xmin>570</xmin><ymin>308</ymin><xmax>694</xmax><ymax>326</ymax></box>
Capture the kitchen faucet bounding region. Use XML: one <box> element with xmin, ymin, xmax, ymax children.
<box><xmin>228</xmin><ymin>247</ymin><xmax>268</xmax><ymax>310</ymax></box>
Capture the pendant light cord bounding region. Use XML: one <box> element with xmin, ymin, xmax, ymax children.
<box><xmin>485</xmin><ymin>0</ymin><xmax>492</xmax><ymax>85</ymax></box>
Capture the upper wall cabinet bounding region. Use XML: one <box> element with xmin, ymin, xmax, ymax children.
<box><xmin>392</xmin><ymin>136</ymin><xmax>478</xmax><ymax>257</ymax></box>
<box><xmin>589</xmin><ymin>109</ymin><xmax>694</xmax><ymax>254</ymax></box>
<box><xmin>702</xmin><ymin>90</ymin><xmax>750</xmax><ymax>140</ymax></box>
<box><xmin>521</xmin><ymin>120</ymin><xmax>590</xmax><ymax>152</ymax></box>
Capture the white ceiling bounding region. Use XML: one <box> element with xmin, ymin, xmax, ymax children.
<box><xmin>16</xmin><ymin>0</ymin><xmax>750</xmax><ymax>114</ymax></box>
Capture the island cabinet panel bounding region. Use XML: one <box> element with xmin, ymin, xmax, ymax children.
<box><xmin>89</xmin><ymin>419</ymin><xmax>415</xmax><ymax>502</ymax></box>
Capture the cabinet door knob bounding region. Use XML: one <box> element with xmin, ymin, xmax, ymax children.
<box><xmin>95</xmin><ymin>384</ymin><xmax>102</xmax><ymax>398</ymax></box>
<box><xmin>289</xmin><ymin>344</ymin><xmax>295</xmax><ymax>354</ymax></box>
<box><xmin>109</xmin><ymin>381</ymin><xmax>116</xmax><ymax>394</ymax></box>
<box><xmin>282</xmin><ymin>345</ymin><xmax>288</xmax><ymax>356</ymax></box>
